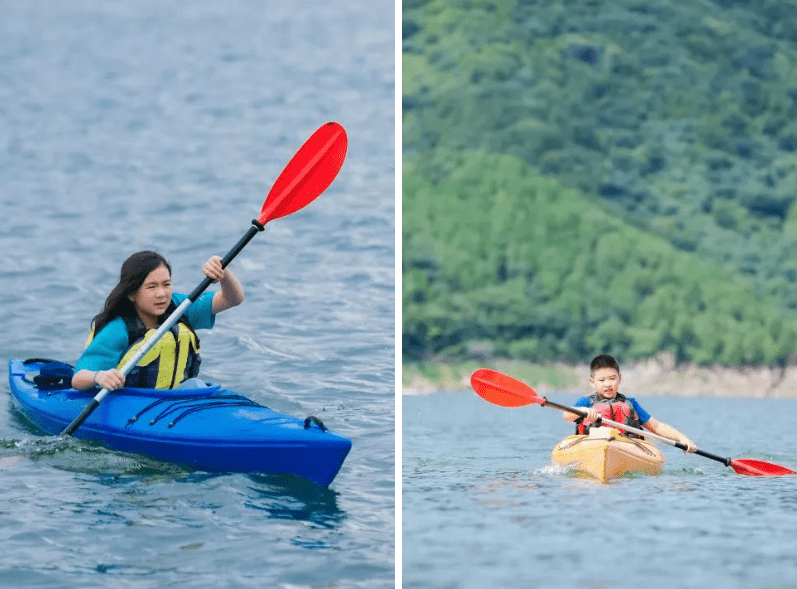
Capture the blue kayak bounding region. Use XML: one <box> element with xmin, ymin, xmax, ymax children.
<box><xmin>8</xmin><ymin>358</ymin><xmax>351</xmax><ymax>487</ymax></box>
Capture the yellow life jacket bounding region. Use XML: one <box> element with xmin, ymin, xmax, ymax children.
<box><xmin>86</xmin><ymin>310</ymin><xmax>201</xmax><ymax>389</ymax></box>
<box><xmin>119</xmin><ymin>321</ymin><xmax>201</xmax><ymax>389</ymax></box>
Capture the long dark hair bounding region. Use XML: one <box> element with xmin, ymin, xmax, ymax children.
<box><xmin>92</xmin><ymin>251</ymin><xmax>172</xmax><ymax>335</ymax></box>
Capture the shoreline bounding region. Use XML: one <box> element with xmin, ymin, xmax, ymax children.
<box><xmin>402</xmin><ymin>353</ymin><xmax>797</xmax><ymax>398</ymax></box>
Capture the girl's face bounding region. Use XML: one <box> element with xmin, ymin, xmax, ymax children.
<box><xmin>128</xmin><ymin>264</ymin><xmax>172</xmax><ymax>326</ymax></box>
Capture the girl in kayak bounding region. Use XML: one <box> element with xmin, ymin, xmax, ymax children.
<box><xmin>564</xmin><ymin>354</ymin><xmax>697</xmax><ymax>453</ymax></box>
<box><xmin>71</xmin><ymin>250</ymin><xmax>244</xmax><ymax>391</ymax></box>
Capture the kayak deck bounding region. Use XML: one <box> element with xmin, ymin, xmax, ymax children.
<box><xmin>8</xmin><ymin>358</ymin><xmax>351</xmax><ymax>486</ymax></box>
<box><xmin>551</xmin><ymin>427</ymin><xmax>664</xmax><ymax>482</ymax></box>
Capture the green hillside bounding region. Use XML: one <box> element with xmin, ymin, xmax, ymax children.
<box><xmin>403</xmin><ymin>0</ymin><xmax>797</xmax><ymax>366</ymax></box>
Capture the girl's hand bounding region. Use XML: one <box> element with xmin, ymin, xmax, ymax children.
<box><xmin>94</xmin><ymin>369</ymin><xmax>125</xmax><ymax>391</ymax></box>
<box><xmin>205</xmin><ymin>255</ymin><xmax>245</xmax><ymax>313</ymax></box>
<box><xmin>203</xmin><ymin>256</ymin><xmax>225</xmax><ymax>282</ymax></box>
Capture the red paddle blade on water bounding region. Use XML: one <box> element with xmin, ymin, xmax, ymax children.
<box><xmin>470</xmin><ymin>368</ymin><xmax>542</xmax><ymax>407</ymax></box>
<box><xmin>258</xmin><ymin>121</ymin><xmax>348</xmax><ymax>225</ymax></box>
<box><xmin>730</xmin><ymin>459</ymin><xmax>797</xmax><ymax>476</ymax></box>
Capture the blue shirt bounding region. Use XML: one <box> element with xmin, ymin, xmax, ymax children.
<box><xmin>75</xmin><ymin>292</ymin><xmax>216</xmax><ymax>372</ymax></box>
<box><xmin>573</xmin><ymin>395</ymin><xmax>652</xmax><ymax>424</ymax></box>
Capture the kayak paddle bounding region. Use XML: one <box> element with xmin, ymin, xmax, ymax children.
<box><xmin>470</xmin><ymin>368</ymin><xmax>796</xmax><ymax>477</ymax></box>
<box><xmin>61</xmin><ymin>121</ymin><xmax>348</xmax><ymax>436</ymax></box>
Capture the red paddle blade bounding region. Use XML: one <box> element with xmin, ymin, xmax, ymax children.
<box><xmin>730</xmin><ymin>459</ymin><xmax>796</xmax><ymax>476</ymax></box>
<box><xmin>258</xmin><ymin>121</ymin><xmax>348</xmax><ymax>225</ymax></box>
<box><xmin>470</xmin><ymin>368</ymin><xmax>541</xmax><ymax>407</ymax></box>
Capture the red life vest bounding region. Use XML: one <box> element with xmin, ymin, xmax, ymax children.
<box><xmin>575</xmin><ymin>393</ymin><xmax>644</xmax><ymax>438</ymax></box>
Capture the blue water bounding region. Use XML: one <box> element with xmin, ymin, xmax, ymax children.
<box><xmin>0</xmin><ymin>1</ymin><xmax>395</xmax><ymax>587</ymax></box>
<box><xmin>403</xmin><ymin>391</ymin><xmax>797</xmax><ymax>589</ymax></box>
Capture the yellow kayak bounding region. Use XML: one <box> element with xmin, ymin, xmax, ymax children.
<box><xmin>551</xmin><ymin>427</ymin><xmax>664</xmax><ymax>482</ymax></box>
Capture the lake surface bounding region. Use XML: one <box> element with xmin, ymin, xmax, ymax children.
<box><xmin>403</xmin><ymin>390</ymin><xmax>797</xmax><ymax>589</ymax></box>
<box><xmin>0</xmin><ymin>1</ymin><xmax>395</xmax><ymax>587</ymax></box>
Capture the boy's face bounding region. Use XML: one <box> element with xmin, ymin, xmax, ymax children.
<box><xmin>589</xmin><ymin>367</ymin><xmax>621</xmax><ymax>399</ymax></box>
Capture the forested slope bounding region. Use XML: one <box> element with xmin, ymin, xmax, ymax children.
<box><xmin>403</xmin><ymin>0</ymin><xmax>797</xmax><ymax>366</ymax></box>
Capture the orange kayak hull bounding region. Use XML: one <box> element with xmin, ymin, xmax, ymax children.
<box><xmin>551</xmin><ymin>428</ymin><xmax>664</xmax><ymax>482</ymax></box>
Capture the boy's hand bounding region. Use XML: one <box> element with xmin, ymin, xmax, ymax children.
<box><xmin>678</xmin><ymin>436</ymin><xmax>697</xmax><ymax>453</ymax></box>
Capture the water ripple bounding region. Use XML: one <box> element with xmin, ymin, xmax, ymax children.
<box><xmin>404</xmin><ymin>391</ymin><xmax>797</xmax><ymax>589</ymax></box>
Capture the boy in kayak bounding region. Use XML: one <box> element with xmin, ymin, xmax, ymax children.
<box><xmin>564</xmin><ymin>354</ymin><xmax>697</xmax><ymax>453</ymax></box>
<box><xmin>71</xmin><ymin>250</ymin><xmax>244</xmax><ymax>391</ymax></box>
